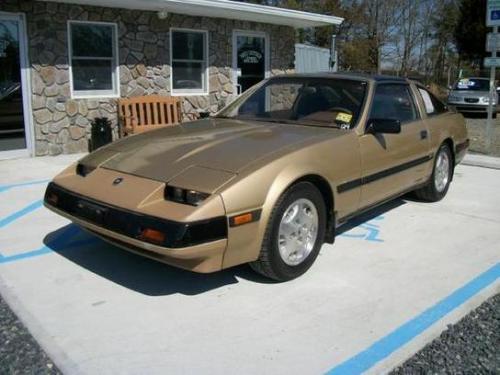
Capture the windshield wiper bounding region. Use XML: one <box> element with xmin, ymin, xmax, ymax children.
<box><xmin>215</xmin><ymin>116</ymin><xmax>343</xmax><ymax>128</ymax></box>
<box><xmin>254</xmin><ymin>117</ymin><xmax>344</xmax><ymax>128</ymax></box>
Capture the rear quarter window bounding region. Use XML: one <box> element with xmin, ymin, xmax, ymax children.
<box><xmin>418</xmin><ymin>88</ymin><xmax>447</xmax><ymax>116</ymax></box>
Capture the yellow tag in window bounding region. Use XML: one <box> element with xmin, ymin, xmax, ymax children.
<box><xmin>336</xmin><ymin>112</ymin><xmax>353</xmax><ymax>123</ymax></box>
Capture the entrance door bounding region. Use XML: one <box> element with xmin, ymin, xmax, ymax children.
<box><xmin>233</xmin><ymin>31</ymin><xmax>269</xmax><ymax>94</ymax></box>
<box><xmin>0</xmin><ymin>13</ymin><xmax>31</xmax><ymax>158</ymax></box>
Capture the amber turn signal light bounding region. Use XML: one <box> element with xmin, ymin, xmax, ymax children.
<box><xmin>233</xmin><ymin>213</ymin><xmax>253</xmax><ymax>226</ymax></box>
<box><xmin>139</xmin><ymin>228</ymin><xmax>166</xmax><ymax>244</ymax></box>
<box><xmin>229</xmin><ymin>210</ymin><xmax>262</xmax><ymax>227</ymax></box>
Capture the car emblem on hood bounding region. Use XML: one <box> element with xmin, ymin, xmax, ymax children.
<box><xmin>113</xmin><ymin>177</ymin><xmax>124</xmax><ymax>186</ymax></box>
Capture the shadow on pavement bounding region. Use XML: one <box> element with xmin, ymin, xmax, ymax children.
<box><xmin>43</xmin><ymin>197</ymin><xmax>408</xmax><ymax>296</ymax></box>
<box><xmin>336</xmin><ymin>197</ymin><xmax>406</xmax><ymax>235</ymax></box>
<box><xmin>43</xmin><ymin>226</ymin><xmax>274</xmax><ymax>297</ymax></box>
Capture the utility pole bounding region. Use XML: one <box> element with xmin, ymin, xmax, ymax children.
<box><xmin>375</xmin><ymin>0</ymin><xmax>381</xmax><ymax>74</ymax></box>
<box><xmin>330</xmin><ymin>34</ymin><xmax>338</xmax><ymax>72</ymax></box>
<box><xmin>485</xmin><ymin>0</ymin><xmax>500</xmax><ymax>153</ymax></box>
<box><xmin>486</xmin><ymin>26</ymin><xmax>497</xmax><ymax>153</ymax></box>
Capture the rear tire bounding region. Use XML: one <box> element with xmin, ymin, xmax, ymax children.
<box><xmin>250</xmin><ymin>182</ymin><xmax>326</xmax><ymax>281</ymax></box>
<box><xmin>414</xmin><ymin>143</ymin><xmax>453</xmax><ymax>202</ymax></box>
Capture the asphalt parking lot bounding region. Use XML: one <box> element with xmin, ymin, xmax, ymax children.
<box><xmin>0</xmin><ymin>155</ymin><xmax>499</xmax><ymax>374</ymax></box>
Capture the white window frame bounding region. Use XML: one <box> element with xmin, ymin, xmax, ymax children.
<box><xmin>169</xmin><ymin>28</ymin><xmax>209</xmax><ymax>96</ymax></box>
<box><xmin>68</xmin><ymin>20</ymin><xmax>120</xmax><ymax>99</ymax></box>
<box><xmin>0</xmin><ymin>12</ymin><xmax>34</xmax><ymax>159</ymax></box>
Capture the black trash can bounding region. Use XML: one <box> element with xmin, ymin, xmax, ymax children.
<box><xmin>89</xmin><ymin>117</ymin><xmax>112</xmax><ymax>152</ymax></box>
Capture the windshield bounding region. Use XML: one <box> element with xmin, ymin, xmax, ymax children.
<box><xmin>453</xmin><ymin>78</ymin><xmax>490</xmax><ymax>91</ymax></box>
<box><xmin>217</xmin><ymin>77</ymin><xmax>367</xmax><ymax>128</ymax></box>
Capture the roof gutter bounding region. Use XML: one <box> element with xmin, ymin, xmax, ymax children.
<box><xmin>44</xmin><ymin>0</ymin><xmax>344</xmax><ymax>28</ymax></box>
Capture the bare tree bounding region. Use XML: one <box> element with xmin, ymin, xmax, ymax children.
<box><xmin>396</xmin><ymin>0</ymin><xmax>423</xmax><ymax>75</ymax></box>
<box><xmin>239</xmin><ymin>0</ymin><xmax>462</xmax><ymax>85</ymax></box>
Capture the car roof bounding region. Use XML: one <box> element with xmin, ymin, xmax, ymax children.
<box><xmin>271</xmin><ymin>72</ymin><xmax>411</xmax><ymax>83</ymax></box>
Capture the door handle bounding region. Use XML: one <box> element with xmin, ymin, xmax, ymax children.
<box><xmin>420</xmin><ymin>130</ymin><xmax>428</xmax><ymax>140</ymax></box>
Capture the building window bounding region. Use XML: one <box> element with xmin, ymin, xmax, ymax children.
<box><xmin>68</xmin><ymin>21</ymin><xmax>119</xmax><ymax>98</ymax></box>
<box><xmin>170</xmin><ymin>29</ymin><xmax>208</xmax><ymax>95</ymax></box>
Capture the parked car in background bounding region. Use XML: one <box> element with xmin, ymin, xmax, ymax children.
<box><xmin>44</xmin><ymin>73</ymin><xmax>469</xmax><ymax>281</ymax></box>
<box><xmin>447</xmin><ymin>77</ymin><xmax>499</xmax><ymax>117</ymax></box>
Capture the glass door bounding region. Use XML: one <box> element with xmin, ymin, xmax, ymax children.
<box><xmin>0</xmin><ymin>14</ymin><xmax>30</xmax><ymax>157</ymax></box>
<box><xmin>233</xmin><ymin>31</ymin><xmax>268</xmax><ymax>94</ymax></box>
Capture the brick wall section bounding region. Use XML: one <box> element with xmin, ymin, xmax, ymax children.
<box><xmin>1</xmin><ymin>0</ymin><xmax>296</xmax><ymax>155</ymax></box>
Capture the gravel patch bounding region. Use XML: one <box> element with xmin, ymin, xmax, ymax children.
<box><xmin>391</xmin><ymin>293</ymin><xmax>500</xmax><ymax>374</ymax></box>
<box><xmin>464</xmin><ymin>115</ymin><xmax>500</xmax><ymax>157</ymax></box>
<box><xmin>0</xmin><ymin>294</ymin><xmax>60</xmax><ymax>375</ymax></box>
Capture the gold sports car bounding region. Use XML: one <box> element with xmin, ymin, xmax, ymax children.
<box><xmin>45</xmin><ymin>73</ymin><xmax>469</xmax><ymax>281</ymax></box>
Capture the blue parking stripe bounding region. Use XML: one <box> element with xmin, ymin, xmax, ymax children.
<box><xmin>0</xmin><ymin>245</ymin><xmax>53</xmax><ymax>264</ymax></box>
<box><xmin>0</xmin><ymin>179</ymin><xmax>49</xmax><ymax>193</ymax></box>
<box><xmin>326</xmin><ymin>262</ymin><xmax>500</xmax><ymax>375</ymax></box>
<box><xmin>0</xmin><ymin>200</ymin><xmax>43</xmax><ymax>229</ymax></box>
<box><xmin>0</xmin><ymin>224</ymin><xmax>96</xmax><ymax>264</ymax></box>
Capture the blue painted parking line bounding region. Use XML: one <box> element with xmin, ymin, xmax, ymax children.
<box><xmin>326</xmin><ymin>262</ymin><xmax>500</xmax><ymax>375</ymax></box>
<box><xmin>0</xmin><ymin>179</ymin><xmax>95</xmax><ymax>264</ymax></box>
<box><xmin>0</xmin><ymin>245</ymin><xmax>53</xmax><ymax>264</ymax></box>
<box><xmin>0</xmin><ymin>199</ymin><xmax>43</xmax><ymax>229</ymax></box>
<box><xmin>340</xmin><ymin>215</ymin><xmax>384</xmax><ymax>243</ymax></box>
<box><xmin>0</xmin><ymin>179</ymin><xmax>49</xmax><ymax>193</ymax></box>
<box><xmin>0</xmin><ymin>224</ymin><xmax>99</xmax><ymax>264</ymax></box>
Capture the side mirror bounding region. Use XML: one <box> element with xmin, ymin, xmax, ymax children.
<box><xmin>366</xmin><ymin>119</ymin><xmax>401</xmax><ymax>134</ymax></box>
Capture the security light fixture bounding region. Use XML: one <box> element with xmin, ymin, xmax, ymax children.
<box><xmin>157</xmin><ymin>10</ymin><xmax>168</xmax><ymax>20</ymax></box>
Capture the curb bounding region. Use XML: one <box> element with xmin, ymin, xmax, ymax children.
<box><xmin>462</xmin><ymin>153</ymin><xmax>500</xmax><ymax>170</ymax></box>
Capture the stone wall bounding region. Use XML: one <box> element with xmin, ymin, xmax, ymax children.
<box><xmin>1</xmin><ymin>0</ymin><xmax>296</xmax><ymax>155</ymax></box>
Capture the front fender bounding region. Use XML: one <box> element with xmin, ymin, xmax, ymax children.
<box><xmin>220</xmin><ymin>131</ymin><xmax>360</xmax><ymax>269</ymax></box>
<box><xmin>220</xmin><ymin>151</ymin><xmax>334</xmax><ymax>269</ymax></box>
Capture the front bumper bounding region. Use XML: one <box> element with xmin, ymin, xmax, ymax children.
<box><xmin>44</xmin><ymin>182</ymin><xmax>229</xmax><ymax>272</ymax></box>
<box><xmin>448</xmin><ymin>103</ymin><xmax>497</xmax><ymax>113</ymax></box>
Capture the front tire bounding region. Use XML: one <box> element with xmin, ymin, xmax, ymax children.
<box><xmin>250</xmin><ymin>182</ymin><xmax>326</xmax><ymax>281</ymax></box>
<box><xmin>414</xmin><ymin>143</ymin><xmax>453</xmax><ymax>202</ymax></box>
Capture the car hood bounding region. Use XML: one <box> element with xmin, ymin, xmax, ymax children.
<box><xmin>80</xmin><ymin>118</ymin><xmax>328</xmax><ymax>184</ymax></box>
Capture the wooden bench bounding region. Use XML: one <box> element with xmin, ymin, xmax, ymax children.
<box><xmin>118</xmin><ymin>95</ymin><xmax>183</xmax><ymax>136</ymax></box>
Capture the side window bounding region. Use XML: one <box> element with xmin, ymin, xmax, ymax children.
<box><xmin>170</xmin><ymin>29</ymin><xmax>208</xmax><ymax>95</ymax></box>
<box><xmin>370</xmin><ymin>84</ymin><xmax>418</xmax><ymax>123</ymax></box>
<box><xmin>418</xmin><ymin>87</ymin><xmax>447</xmax><ymax>116</ymax></box>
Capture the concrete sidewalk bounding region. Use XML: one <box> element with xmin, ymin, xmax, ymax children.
<box><xmin>463</xmin><ymin>153</ymin><xmax>500</xmax><ymax>170</ymax></box>
<box><xmin>0</xmin><ymin>156</ymin><xmax>499</xmax><ymax>375</ymax></box>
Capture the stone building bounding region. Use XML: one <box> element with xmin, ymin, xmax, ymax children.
<box><xmin>0</xmin><ymin>0</ymin><xmax>342</xmax><ymax>158</ymax></box>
